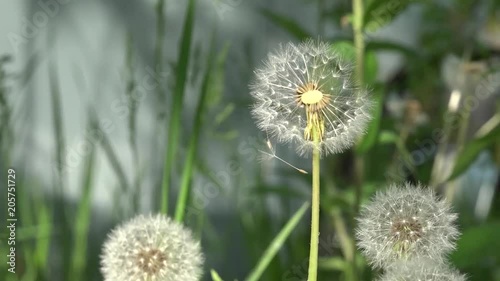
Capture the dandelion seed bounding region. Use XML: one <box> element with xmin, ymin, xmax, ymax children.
<box><xmin>100</xmin><ymin>214</ymin><xmax>204</xmax><ymax>281</ymax></box>
<box><xmin>378</xmin><ymin>258</ymin><xmax>467</xmax><ymax>281</ymax></box>
<box><xmin>249</xmin><ymin>39</ymin><xmax>372</xmax><ymax>157</ymax></box>
<box><xmin>355</xmin><ymin>183</ymin><xmax>459</xmax><ymax>269</ymax></box>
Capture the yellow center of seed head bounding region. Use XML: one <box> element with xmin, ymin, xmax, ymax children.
<box><xmin>296</xmin><ymin>83</ymin><xmax>326</xmax><ymax>141</ymax></box>
<box><xmin>300</xmin><ymin>90</ymin><xmax>323</xmax><ymax>105</ymax></box>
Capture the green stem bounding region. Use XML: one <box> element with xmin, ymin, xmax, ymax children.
<box><xmin>307</xmin><ymin>131</ymin><xmax>321</xmax><ymax>281</ymax></box>
<box><xmin>352</xmin><ymin>0</ymin><xmax>364</xmax><ymax>279</ymax></box>
<box><xmin>160</xmin><ymin>0</ymin><xmax>196</xmax><ymax>214</ymax></box>
<box><xmin>352</xmin><ymin>0</ymin><xmax>365</xmax><ymax>196</ymax></box>
<box><xmin>174</xmin><ymin>32</ymin><xmax>216</xmax><ymax>222</ymax></box>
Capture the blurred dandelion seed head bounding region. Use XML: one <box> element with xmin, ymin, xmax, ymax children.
<box><xmin>100</xmin><ymin>214</ymin><xmax>204</xmax><ymax>281</ymax></box>
<box><xmin>249</xmin><ymin>39</ymin><xmax>372</xmax><ymax>157</ymax></box>
<box><xmin>379</xmin><ymin>258</ymin><xmax>467</xmax><ymax>281</ymax></box>
<box><xmin>356</xmin><ymin>183</ymin><xmax>459</xmax><ymax>269</ymax></box>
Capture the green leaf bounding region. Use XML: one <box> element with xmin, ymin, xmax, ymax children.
<box><xmin>451</xmin><ymin>222</ymin><xmax>500</xmax><ymax>269</ymax></box>
<box><xmin>378</xmin><ymin>130</ymin><xmax>399</xmax><ymax>144</ymax></box>
<box><xmin>446</xmin><ymin>120</ymin><xmax>500</xmax><ymax>181</ymax></box>
<box><xmin>211</xmin><ymin>269</ymin><xmax>224</xmax><ymax>281</ymax></box>
<box><xmin>34</xmin><ymin>201</ymin><xmax>52</xmax><ymax>274</ymax></box>
<box><xmin>318</xmin><ymin>257</ymin><xmax>347</xmax><ymax>271</ymax></box>
<box><xmin>70</xmin><ymin>121</ymin><xmax>97</xmax><ymax>281</ymax></box>
<box><xmin>244</xmin><ymin>202</ymin><xmax>310</xmax><ymax>281</ymax></box>
<box><xmin>161</xmin><ymin>0</ymin><xmax>197</xmax><ymax>213</ymax></box>
<box><xmin>356</xmin><ymin>84</ymin><xmax>385</xmax><ymax>153</ymax></box>
<box><xmin>330</xmin><ymin>41</ymin><xmax>378</xmax><ymax>85</ymax></box>
<box><xmin>260</xmin><ymin>9</ymin><xmax>311</xmax><ymax>40</ymax></box>
<box><xmin>366</xmin><ymin>40</ymin><xmax>419</xmax><ymax>60</ymax></box>
<box><xmin>364</xmin><ymin>50</ymin><xmax>378</xmax><ymax>85</ymax></box>
<box><xmin>215</xmin><ymin>103</ymin><xmax>235</xmax><ymax>125</ymax></box>
<box><xmin>364</xmin><ymin>0</ymin><xmax>414</xmax><ymax>32</ymax></box>
<box><xmin>175</xmin><ymin>31</ymin><xmax>218</xmax><ymax>222</ymax></box>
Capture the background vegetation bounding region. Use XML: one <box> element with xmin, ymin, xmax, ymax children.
<box><xmin>0</xmin><ymin>0</ymin><xmax>499</xmax><ymax>280</ymax></box>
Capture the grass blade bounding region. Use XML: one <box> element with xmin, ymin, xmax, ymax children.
<box><xmin>70</xmin><ymin>119</ymin><xmax>97</xmax><ymax>281</ymax></box>
<box><xmin>356</xmin><ymin>84</ymin><xmax>384</xmax><ymax>153</ymax></box>
<box><xmin>99</xmin><ymin>127</ymin><xmax>130</xmax><ymax>193</ymax></box>
<box><xmin>161</xmin><ymin>0</ymin><xmax>196</xmax><ymax>214</ymax></box>
<box><xmin>49</xmin><ymin>60</ymin><xmax>72</xmax><ymax>280</ymax></box>
<box><xmin>174</xmin><ymin>34</ymin><xmax>221</xmax><ymax>222</ymax></box>
<box><xmin>211</xmin><ymin>269</ymin><xmax>225</xmax><ymax>281</ymax></box>
<box><xmin>446</xmin><ymin>117</ymin><xmax>500</xmax><ymax>182</ymax></box>
<box><xmin>260</xmin><ymin>8</ymin><xmax>311</xmax><ymax>41</ymax></box>
<box><xmin>244</xmin><ymin>202</ymin><xmax>310</xmax><ymax>281</ymax></box>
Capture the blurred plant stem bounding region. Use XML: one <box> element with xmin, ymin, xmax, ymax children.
<box><xmin>124</xmin><ymin>34</ymin><xmax>142</xmax><ymax>212</ymax></box>
<box><xmin>352</xmin><ymin>0</ymin><xmax>365</xmax><ymax>200</ymax></box>
<box><xmin>331</xmin><ymin>208</ymin><xmax>357</xmax><ymax>281</ymax></box>
<box><xmin>317</xmin><ymin>0</ymin><xmax>325</xmax><ymax>36</ymax></box>
<box><xmin>387</xmin><ymin>114</ymin><xmax>418</xmax><ymax>181</ymax></box>
<box><xmin>155</xmin><ymin>0</ymin><xmax>165</xmax><ymax>102</ymax></box>
<box><xmin>352</xmin><ymin>0</ymin><xmax>364</xmax><ymax>278</ymax></box>
<box><xmin>307</xmin><ymin>129</ymin><xmax>321</xmax><ymax>281</ymax></box>
<box><xmin>174</xmin><ymin>33</ymin><xmax>216</xmax><ymax>222</ymax></box>
<box><xmin>245</xmin><ymin>202</ymin><xmax>310</xmax><ymax>281</ymax></box>
<box><xmin>49</xmin><ymin>61</ymin><xmax>70</xmax><ymax>279</ymax></box>
<box><xmin>430</xmin><ymin>57</ymin><xmax>474</xmax><ymax>203</ymax></box>
<box><xmin>161</xmin><ymin>0</ymin><xmax>196</xmax><ymax>214</ymax></box>
<box><xmin>324</xmin><ymin>174</ymin><xmax>357</xmax><ymax>281</ymax></box>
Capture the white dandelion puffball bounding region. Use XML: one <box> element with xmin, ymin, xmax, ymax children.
<box><xmin>101</xmin><ymin>214</ymin><xmax>204</xmax><ymax>281</ymax></box>
<box><xmin>356</xmin><ymin>183</ymin><xmax>459</xmax><ymax>269</ymax></box>
<box><xmin>249</xmin><ymin>40</ymin><xmax>372</xmax><ymax>157</ymax></box>
<box><xmin>379</xmin><ymin>258</ymin><xmax>467</xmax><ymax>281</ymax></box>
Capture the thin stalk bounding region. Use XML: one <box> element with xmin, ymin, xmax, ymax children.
<box><xmin>174</xmin><ymin>34</ymin><xmax>216</xmax><ymax>222</ymax></box>
<box><xmin>325</xmin><ymin>176</ymin><xmax>356</xmax><ymax>280</ymax></box>
<box><xmin>331</xmin><ymin>209</ymin><xmax>356</xmax><ymax>281</ymax></box>
<box><xmin>353</xmin><ymin>0</ymin><xmax>365</xmax><ymax>86</ymax></box>
<box><xmin>154</xmin><ymin>0</ymin><xmax>165</xmax><ymax>103</ymax></box>
<box><xmin>160</xmin><ymin>0</ymin><xmax>196</xmax><ymax>214</ymax></box>
<box><xmin>124</xmin><ymin>35</ymin><xmax>141</xmax><ymax>212</ymax></box>
<box><xmin>352</xmin><ymin>0</ymin><xmax>365</xmax><ymax>187</ymax></box>
<box><xmin>307</xmin><ymin>130</ymin><xmax>321</xmax><ymax>281</ymax></box>
<box><xmin>352</xmin><ymin>0</ymin><xmax>365</xmax><ymax>203</ymax></box>
<box><xmin>352</xmin><ymin>0</ymin><xmax>365</xmax><ymax>278</ymax></box>
<box><xmin>245</xmin><ymin>202</ymin><xmax>310</xmax><ymax>281</ymax></box>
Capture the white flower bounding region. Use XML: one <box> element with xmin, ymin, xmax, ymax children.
<box><xmin>249</xmin><ymin>39</ymin><xmax>372</xmax><ymax>157</ymax></box>
<box><xmin>356</xmin><ymin>183</ymin><xmax>460</xmax><ymax>269</ymax></box>
<box><xmin>100</xmin><ymin>214</ymin><xmax>204</xmax><ymax>281</ymax></box>
<box><xmin>379</xmin><ymin>258</ymin><xmax>467</xmax><ymax>281</ymax></box>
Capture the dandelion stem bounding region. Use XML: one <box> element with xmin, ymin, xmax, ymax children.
<box><xmin>307</xmin><ymin>128</ymin><xmax>321</xmax><ymax>281</ymax></box>
<box><xmin>352</xmin><ymin>0</ymin><xmax>365</xmax><ymax>278</ymax></box>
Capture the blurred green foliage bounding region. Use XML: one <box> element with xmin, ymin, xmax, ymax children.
<box><xmin>0</xmin><ymin>0</ymin><xmax>499</xmax><ymax>281</ymax></box>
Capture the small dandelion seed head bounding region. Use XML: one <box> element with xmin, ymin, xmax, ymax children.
<box><xmin>378</xmin><ymin>258</ymin><xmax>467</xmax><ymax>281</ymax></box>
<box><xmin>100</xmin><ymin>214</ymin><xmax>204</xmax><ymax>281</ymax></box>
<box><xmin>249</xmin><ymin>39</ymin><xmax>373</xmax><ymax>157</ymax></box>
<box><xmin>355</xmin><ymin>182</ymin><xmax>460</xmax><ymax>269</ymax></box>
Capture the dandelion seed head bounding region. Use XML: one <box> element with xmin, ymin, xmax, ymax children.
<box><xmin>356</xmin><ymin>183</ymin><xmax>460</xmax><ymax>269</ymax></box>
<box><xmin>378</xmin><ymin>258</ymin><xmax>467</xmax><ymax>281</ymax></box>
<box><xmin>249</xmin><ymin>39</ymin><xmax>373</xmax><ymax>157</ymax></box>
<box><xmin>100</xmin><ymin>214</ymin><xmax>204</xmax><ymax>281</ymax></box>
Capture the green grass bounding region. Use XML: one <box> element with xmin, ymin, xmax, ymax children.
<box><xmin>1</xmin><ymin>1</ymin><xmax>500</xmax><ymax>281</ymax></box>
